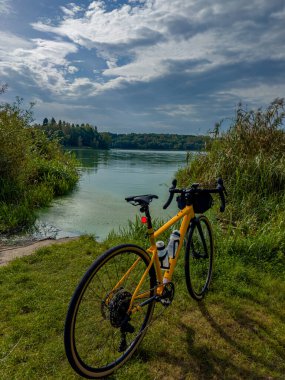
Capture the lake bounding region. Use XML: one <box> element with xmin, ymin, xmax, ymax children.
<box><xmin>36</xmin><ymin>149</ymin><xmax>188</xmax><ymax>240</ymax></box>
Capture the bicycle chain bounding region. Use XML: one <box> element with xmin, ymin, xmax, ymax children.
<box><xmin>130</xmin><ymin>282</ymin><xmax>175</xmax><ymax>341</ymax></box>
<box><xmin>102</xmin><ymin>282</ymin><xmax>175</xmax><ymax>352</ymax></box>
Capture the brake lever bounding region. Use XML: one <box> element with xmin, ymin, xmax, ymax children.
<box><xmin>163</xmin><ymin>179</ymin><xmax>177</xmax><ymax>209</ymax></box>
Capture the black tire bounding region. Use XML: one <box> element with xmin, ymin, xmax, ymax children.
<box><xmin>64</xmin><ymin>244</ymin><xmax>157</xmax><ymax>379</ymax></box>
<box><xmin>185</xmin><ymin>215</ymin><xmax>214</xmax><ymax>301</ymax></box>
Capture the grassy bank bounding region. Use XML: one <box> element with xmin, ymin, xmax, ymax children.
<box><xmin>0</xmin><ymin>99</ymin><xmax>78</xmax><ymax>234</ymax></box>
<box><xmin>1</xmin><ymin>99</ymin><xmax>285</xmax><ymax>379</ymax></box>
<box><xmin>0</xmin><ymin>234</ymin><xmax>284</xmax><ymax>379</ymax></box>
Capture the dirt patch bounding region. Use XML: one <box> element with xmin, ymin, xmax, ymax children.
<box><xmin>0</xmin><ymin>237</ymin><xmax>79</xmax><ymax>266</ymax></box>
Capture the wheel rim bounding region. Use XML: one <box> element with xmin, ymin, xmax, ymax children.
<box><xmin>71</xmin><ymin>248</ymin><xmax>154</xmax><ymax>372</ymax></box>
<box><xmin>188</xmin><ymin>219</ymin><xmax>212</xmax><ymax>297</ymax></box>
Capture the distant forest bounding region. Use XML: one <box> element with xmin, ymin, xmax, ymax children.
<box><xmin>35</xmin><ymin>118</ymin><xmax>109</xmax><ymax>149</ymax></box>
<box><xmin>35</xmin><ymin>118</ymin><xmax>209</xmax><ymax>151</ymax></box>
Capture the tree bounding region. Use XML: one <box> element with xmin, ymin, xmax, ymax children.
<box><xmin>0</xmin><ymin>83</ymin><xmax>8</xmax><ymax>94</ymax></box>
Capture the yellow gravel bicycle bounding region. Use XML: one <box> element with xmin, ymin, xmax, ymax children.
<box><xmin>64</xmin><ymin>178</ymin><xmax>226</xmax><ymax>378</ymax></box>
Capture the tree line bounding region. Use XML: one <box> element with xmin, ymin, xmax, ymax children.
<box><xmin>36</xmin><ymin>118</ymin><xmax>208</xmax><ymax>151</ymax></box>
<box><xmin>108</xmin><ymin>132</ymin><xmax>208</xmax><ymax>151</ymax></box>
<box><xmin>35</xmin><ymin>118</ymin><xmax>109</xmax><ymax>149</ymax></box>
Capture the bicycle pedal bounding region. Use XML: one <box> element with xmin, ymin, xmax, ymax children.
<box><xmin>155</xmin><ymin>296</ymin><xmax>171</xmax><ymax>307</ymax></box>
<box><xmin>160</xmin><ymin>299</ymin><xmax>171</xmax><ymax>307</ymax></box>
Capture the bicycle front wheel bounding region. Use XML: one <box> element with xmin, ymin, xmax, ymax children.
<box><xmin>185</xmin><ymin>215</ymin><xmax>214</xmax><ymax>301</ymax></box>
<box><xmin>64</xmin><ymin>244</ymin><xmax>157</xmax><ymax>379</ymax></box>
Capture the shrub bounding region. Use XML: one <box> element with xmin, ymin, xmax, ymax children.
<box><xmin>0</xmin><ymin>99</ymin><xmax>79</xmax><ymax>233</ymax></box>
<box><xmin>177</xmin><ymin>98</ymin><xmax>285</xmax><ymax>226</ymax></box>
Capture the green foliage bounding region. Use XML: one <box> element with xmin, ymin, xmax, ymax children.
<box><xmin>177</xmin><ymin>99</ymin><xmax>285</xmax><ymax>220</ymax></box>
<box><xmin>0</xmin><ymin>98</ymin><xmax>33</xmax><ymax>184</ymax></box>
<box><xmin>108</xmin><ymin>132</ymin><xmax>208</xmax><ymax>151</ymax></box>
<box><xmin>109</xmin><ymin>216</ymin><xmax>169</xmax><ymax>247</ymax></box>
<box><xmin>1</xmin><ymin>95</ymin><xmax>284</xmax><ymax>378</ymax></box>
<box><xmin>177</xmin><ymin>98</ymin><xmax>285</xmax><ymax>261</ymax></box>
<box><xmin>1</xmin><ymin>234</ymin><xmax>284</xmax><ymax>379</ymax></box>
<box><xmin>0</xmin><ymin>202</ymin><xmax>36</xmax><ymax>232</ymax></box>
<box><xmin>0</xmin><ymin>100</ymin><xmax>79</xmax><ymax>233</ymax></box>
<box><xmin>36</xmin><ymin>118</ymin><xmax>209</xmax><ymax>151</ymax></box>
<box><xmin>35</xmin><ymin>118</ymin><xmax>109</xmax><ymax>149</ymax></box>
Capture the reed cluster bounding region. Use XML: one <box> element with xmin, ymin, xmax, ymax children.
<box><xmin>177</xmin><ymin>98</ymin><xmax>285</xmax><ymax>263</ymax></box>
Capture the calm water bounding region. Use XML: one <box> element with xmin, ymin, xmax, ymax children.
<box><xmin>36</xmin><ymin>149</ymin><xmax>188</xmax><ymax>240</ymax></box>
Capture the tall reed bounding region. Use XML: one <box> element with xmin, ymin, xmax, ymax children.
<box><xmin>177</xmin><ymin>98</ymin><xmax>285</xmax><ymax>224</ymax></box>
<box><xmin>177</xmin><ymin>99</ymin><xmax>285</xmax><ymax>263</ymax></box>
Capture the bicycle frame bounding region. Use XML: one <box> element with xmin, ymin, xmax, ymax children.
<box><xmin>126</xmin><ymin>204</ymin><xmax>195</xmax><ymax>313</ymax></box>
<box><xmin>65</xmin><ymin>180</ymin><xmax>225</xmax><ymax>379</ymax></box>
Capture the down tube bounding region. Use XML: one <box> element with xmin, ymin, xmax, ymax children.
<box><xmin>153</xmin><ymin>206</ymin><xmax>193</xmax><ymax>239</ymax></box>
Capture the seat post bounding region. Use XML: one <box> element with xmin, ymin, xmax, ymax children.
<box><xmin>140</xmin><ymin>204</ymin><xmax>153</xmax><ymax>230</ymax></box>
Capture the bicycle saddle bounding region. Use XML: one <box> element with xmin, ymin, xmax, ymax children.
<box><xmin>125</xmin><ymin>194</ymin><xmax>158</xmax><ymax>206</ymax></box>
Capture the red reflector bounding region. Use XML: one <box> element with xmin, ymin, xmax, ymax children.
<box><xmin>141</xmin><ymin>216</ymin><xmax>148</xmax><ymax>224</ymax></box>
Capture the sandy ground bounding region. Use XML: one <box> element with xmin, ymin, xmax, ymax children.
<box><xmin>0</xmin><ymin>237</ymin><xmax>78</xmax><ymax>267</ymax></box>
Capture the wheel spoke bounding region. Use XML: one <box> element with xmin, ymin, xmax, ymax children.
<box><xmin>185</xmin><ymin>216</ymin><xmax>213</xmax><ymax>300</ymax></box>
<box><xmin>65</xmin><ymin>245</ymin><xmax>156</xmax><ymax>377</ymax></box>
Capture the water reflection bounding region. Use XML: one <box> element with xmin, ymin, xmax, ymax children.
<box><xmin>37</xmin><ymin>149</ymin><xmax>188</xmax><ymax>240</ymax></box>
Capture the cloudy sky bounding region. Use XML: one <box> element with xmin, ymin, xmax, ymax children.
<box><xmin>0</xmin><ymin>0</ymin><xmax>284</xmax><ymax>134</ymax></box>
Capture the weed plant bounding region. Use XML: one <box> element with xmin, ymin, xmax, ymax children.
<box><xmin>0</xmin><ymin>99</ymin><xmax>284</xmax><ymax>379</ymax></box>
<box><xmin>0</xmin><ymin>233</ymin><xmax>284</xmax><ymax>379</ymax></box>
<box><xmin>0</xmin><ymin>98</ymin><xmax>78</xmax><ymax>233</ymax></box>
<box><xmin>177</xmin><ymin>98</ymin><xmax>285</xmax><ymax>264</ymax></box>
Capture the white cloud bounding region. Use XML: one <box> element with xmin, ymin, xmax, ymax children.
<box><xmin>0</xmin><ymin>31</ymin><xmax>31</xmax><ymax>51</ymax></box>
<box><xmin>60</xmin><ymin>3</ymin><xmax>83</xmax><ymax>17</ymax></box>
<box><xmin>0</xmin><ymin>0</ymin><xmax>11</xmax><ymax>14</ymax></box>
<box><xmin>67</xmin><ymin>65</ymin><xmax>79</xmax><ymax>74</ymax></box>
<box><xmin>222</xmin><ymin>83</ymin><xmax>285</xmax><ymax>106</ymax></box>
<box><xmin>0</xmin><ymin>32</ymin><xmax>32</xmax><ymax>75</ymax></box>
<box><xmin>155</xmin><ymin>104</ymin><xmax>196</xmax><ymax>118</ymax></box>
<box><xmin>0</xmin><ymin>35</ymin><xmax>79</xmax><ymax>94</ymax></box>
<box><xmin>29</xmin><ymin>0</ymin><xmax>285</xmax><ymax>96</ymax></box>
<box><xmin>60</xmin><ymin>6</ymin><xmax>76</xmax><ymax>17</ymax></box>
<box><xmin>271</xmin><ymin>7</ymin><xmax>285</xmax><ymax>19</ymax></box>
<box><xmin>2</xmin><ymin>0</ymin><xmax>285</xmax><ymax>132</ymax></box>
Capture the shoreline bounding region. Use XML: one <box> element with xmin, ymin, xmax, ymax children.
<box><xmin>0</xmin><ymin>236</ymin><xmax>79</xmax><ymax>267</ymax></box>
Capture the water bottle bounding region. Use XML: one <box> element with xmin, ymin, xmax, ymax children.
<box><xmin>156</xmin><ymin>241</ymin><xmax>169</xmax><ymax>269</ymax></box>
<box><xmin>166</xmin><ymin>230</ymin><xmax>180</xmax><ymax>259</ymax></box>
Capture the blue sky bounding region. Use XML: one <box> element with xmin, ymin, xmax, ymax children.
<box><xmin>0</xmin><ymin>0</ymin><xmax>284</xmax><ymax>134</ymax></box>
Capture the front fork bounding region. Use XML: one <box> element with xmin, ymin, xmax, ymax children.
<box><xmin>189</xmin><ymin>216</ymin><xmax>208</xmax><ymax>259</ymax></box>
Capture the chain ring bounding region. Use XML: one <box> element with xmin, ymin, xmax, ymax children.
<box><xmin>160</xmin><ymin>282</ymin><xmax>175</xmax><ymax>306</ymax></box>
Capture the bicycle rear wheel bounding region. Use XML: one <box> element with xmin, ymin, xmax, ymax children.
<box><xmin>64</xmin><ymin>244</ymin><xmax>156</xmax><ymax>378</ymax></box>
<box><xmin>185</xmin><ymin>215</ymin><xmax>214</xmax><ymax>301</ymax></box>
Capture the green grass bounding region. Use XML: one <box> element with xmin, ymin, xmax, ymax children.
<box><xmin>1</xmin><ymin>98</ymin><xmax>285</xmax><ymax>378</ymax></box>
<box><xmin>0</xmin><ymin>234</ymin><xmax>284</xmax><ymax>379</ymax></box>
